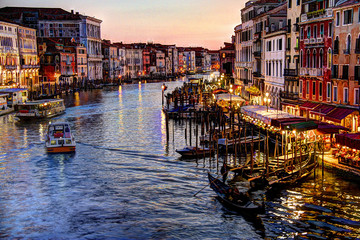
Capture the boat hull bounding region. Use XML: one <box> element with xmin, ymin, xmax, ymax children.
<box><xmin>47</xmin><ymin>146</ymin><xmax>76</xmax><ymax>153</ymax></box>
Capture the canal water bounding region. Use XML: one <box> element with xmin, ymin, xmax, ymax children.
<box><xmin>0</xmin><ymin>81</ymin><xmax>360</xmax><ymax>239</ymax></box>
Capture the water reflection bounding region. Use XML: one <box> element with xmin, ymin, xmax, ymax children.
<box><xmin>0</xmin><ymin>82</ymin><xmax>359</xmax><ymax>239</ymax></box>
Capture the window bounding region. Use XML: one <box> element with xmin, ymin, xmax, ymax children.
<box><xmin>328</xmin><ymin>49</ymin><xmax>332</xmax><ymax>68</ymax></box>
<box><xmin>288</xmin><ymin>0</ymin><xmax>292</xmax><ymax>8</ymax></box>
<box><xmin>307</xmin><ymin>81</ymin><xmax>310</xmax><ymax>95</ymax></box>
<box><xmin>300</xmin><ymin>80</ymin><xmax>303</xmax><ymax>94</ymax></box>
<box><xmin>320</xmin><ymin>24</ymin><xmax>324</xmax><ymax>37</ymax></box>
<box><xmin>333</xmin><ymin>65</ymin><xmax>339</xmax><ymax>78</ymax></box>
<box><xmin>307</xmin><ymin>26</ymin><xmax>311</xmax><ymax>38</ymax></box>
<box><xmin>355</xmin><ymin>88</ymin><xmax>359</xmax><ymax>105</ymax></box>
<box><xmin>327</xmin><ymin>82</ymin><xmax>331</xmax><ymax>100</ymax></box>
<box><xmin>287</xmin><ymin>37</ymin><xmax>291</xmax><ymax>50</ymax></box>
<box><xmin>300</xmin><ymin>50</ymin><xmax>303</xmax><ymax>67</ymax></box>
<box><xmin>333</xmin><ymin>86</ymin><xmax>338</xmax><ymax>102</ymax></box>
<box><xmin>313</xmin><ymin>25</ymin><xmax>317</xmax><ymax>38</ymax></box>
<box><xmin>280</xmin><ymin>62</ymin><xmax>282</xmax><ymax>77</ymax></box>
<box><xmin>306</xmin><ymin>50</ymin><xmax>310</xmax><ymax>67</ymax></box>
<box><xmin>300</xmin><ymin>27</ymin><xmax>304</xmax><ymax>39</ymax></box>
<box><xmin>312</xmin><ymin>49</ymin><xmax>317</xmax><ymax>68</ymax></box>
<box><xmin>319</xmin><ymin>82</ymin><xmax>323</xmax><ymax>97</ymax></box>
<box><xmin>336</xmin><ymin>12</ymin><xmax>340</xmax><ymax>26</ymax></box>
<box><xmin>359</xmin><ymin>8</ymin><xmax>360</xmax><ymax>23</ymax></box>
<box><xmin>279</xmin><ymin>38</ymin><xmax>283</xmax><ymax>50</ymax></box>
<box><xmin>276</xmin><ymin>62</ymin><xmax>278</xmax><ymax>76</ymax></box>
<box><xmin>319</xmin><ymin>49</ymin><xmax>324</xmax><ymax>68</ymax></box>
<box><xmin>343</xmin><ymin>65</ymin><xmax>349</xmax><ymax>79</ymax></box>
<box><xmin>355</xmin><ymin>66</ymin><xmax>360</xmax><ymax>81</ymax></box>
<box><xmin>344</xmin><ymin>87</ymin><xmax>348</xmax><ymax>103</ymax></box>
<box><xmin>345</xmin><ymin>35</ymin><xmax>351</xmax><ymax>54</ymax></box>
<box><xmin>334</xmin><ymin>36</ymin><xmax>339</xmax><ymax>54</ymax></box>
<box><xmin>343</xmin><ymin>9</ymin><xmax>353</xmax><ymax>25</ymax></box>
<box><xmin>328</xmin><ymin>22</ymin><xmax>333</xmax><ymax>37</ymax></box>
<box><xmin>312</xmin><ymin>81</ymin><xmax>316</xmax><ymax>96</ymax></box>
<box><xmin>297</xmin><ymin>0</ymin><xmax>300</xmax><ymax>6</ymax></box>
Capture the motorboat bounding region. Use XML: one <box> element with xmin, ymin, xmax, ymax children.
<box><xmin>45</xmin><ymin>122</ymin><xmax>76</xmax><ymax>153</ymax></box>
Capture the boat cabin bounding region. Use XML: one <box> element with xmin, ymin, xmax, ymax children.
<box><xmin>0</xmin><ymin>88</ymin><xmax>28</xmax><ymax>107</ymax></box>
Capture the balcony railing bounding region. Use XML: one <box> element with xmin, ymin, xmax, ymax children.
<box><xmin>22</xmin><ymin>64</ymin><xmax>40</xmax><ymax>69</ymax></box>
<box><xmin>5</xmin><ymin>65</ymin><xmax>17</xmax><ymax>70</ymax></box>
<box><xmin>317</xmin><ymin>37</ymin><xmax>324</xmax><ymax>43</ymax></box>
<box><xmin>284</xmin><ymin>69</ymin><xmax>298</xmax><ymax>77</ymax></box>
<box><xmin>280</xmin><ymin>91</ymin><xmax>299</xmax><ymax>100</ymax></box>
<box><xmin>300</xmin><ymin>68</ymin><xmax>324</xmax><ymax>77</ymax></box>
<box><xmin>301</xmin><ymin>8</ymin><xmax>333</xmax><ymax>22</ymax></box>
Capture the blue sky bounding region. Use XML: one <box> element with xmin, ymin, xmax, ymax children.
<box><xmin>0</xmin><ymin>0</ymin><xmax>246</xmax><ymax>49</ymax></box>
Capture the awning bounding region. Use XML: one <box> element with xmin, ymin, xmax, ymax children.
<box><xmin>309</xmin><ymin>104</ymin><xmax>335</xmax><ymax>116</ymax></box>
<box><xmin>271</xmin><ymin>117</ymin><xmax>306</xmax><ymax>128</ymax></box>
<box><xmin>213</xmin><ymin>89</ymin><xmax>228</xmax><ymax>94</ymax></box>
<box><xmin>316</xmin><ymin>122</ymin><xmax>349</xmax><ymax>134</ymax></box>
<box><xmin>324</xmin><ymin>108</ymin><xmax>357</xmax><ymax>123</ymax></box>
<box><xmin>283</xmin><ymin>121</ymin><xmax>318</xmax><ymax>132</ymax></box>
<box><xmin>300</xmin><ymin>101</ymin><xmax>319</xmax><ymax>110</ymax></box>
<box><xmin>336</xmin><ymin>133</ymin><xmax>360</xmax><ymax>150</ymax></box>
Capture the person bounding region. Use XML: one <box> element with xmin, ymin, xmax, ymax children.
<box><xmin>220</xmin><ymin>163</ymin><xmax>228</xmax><ymax>183</ymax></box>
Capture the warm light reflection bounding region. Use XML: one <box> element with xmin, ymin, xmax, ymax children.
<box><xmin>39</xmin><ymin>123</ymin><xmax>45</xmax><ymax>142</ymax></box>
<box><xmin>74</xmin><ymin>92</ymin><xmax>80</xmax><ymax>107</ymax></box>
<box><xmin>160</xmin><ymin>110</ymin><xmax>166</xmax><ymax>145</ymax></box>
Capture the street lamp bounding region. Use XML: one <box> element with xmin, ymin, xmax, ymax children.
<box><xmin>264</xmin><ymin>92</ymin><xmax>271</xmax><ymax>112</ymax></box>
<box><xmin>161</xmin><ymin>83</ymin><xmax>167</xmax><ymax>106</ymax></box>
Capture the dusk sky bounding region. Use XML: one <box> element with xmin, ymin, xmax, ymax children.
<box><xmin>0</xmin><ymin>0</ymin><xmax>246</xmax><ymax>50</ymax></box>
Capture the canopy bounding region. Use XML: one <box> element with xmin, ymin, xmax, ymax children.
<box><xmin>316</xmin><ymin>122</ymin><xmax>349</xmax><ymax>134</ymax></box>
<box><xmin>324</xmin><ymin>108</ymin><xmax>357</xmax><ymax>123</ymax></box>
<box><xmin>336</xmin><ymin>133</ymin><xmax>360</xmax><ymax>150</ymax></box>
<box><xmin>283</xmin><ymin>121</ymin><xmax>318</xmax><ymax>132</ymax></box>
<box><xmin>309</xmin><ymin>104</ymin><xmax>335</xmax><ymax>116</ymax></box>
<box><xmin>216</xmin><ymin>93</ymin><xmax>245</xmax><ymax>102</ymax></box>
<box><xmin>241</xmin><ymin>105</ymin><xmax>297</xmax><ymax>125</ymax></box>
<box><xmin>300</xmin><ymin>101</ymin><xmax>319</xmax><ymax>110</ymax></box>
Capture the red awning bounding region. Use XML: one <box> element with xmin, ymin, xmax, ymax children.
<box><xmin>336</xmin><ymin>133</ymin><xmax>360</xmax><ymax>150</ymax></box>
<box><xmin>316</xmin><ymin>122</ymin><xmax>349</xmax><ymax>134</ymax></box>
<box><xmin>309</xmin><ymin>104</ymin><xmax>335</xmax><ymax>115</ymax></box>
<box><xmin>324</xmin><ymin>108</ymin><xmax>357</xmax><ymax>123</ymax></box>
<box><xmin>300</xmin><ymin>101</ymin><xmax>319</xmax><ymax>110</ymax></box>
<box><xmin>271</xmin><ymin>117</ymin><xmax>306</xmax><ymax>128</ymax></box>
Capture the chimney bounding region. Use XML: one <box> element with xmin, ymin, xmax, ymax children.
<box><xmin>76</xmin><ymin>12</ymin><xmax>79</xmax><ymax>15</ymax></box>
<box><xmin>71</xmin><ymin>10</ymin><xmax>74</xmax><ymax>14</ymax></box>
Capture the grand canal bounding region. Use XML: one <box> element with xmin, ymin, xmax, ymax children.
<box><xmin>0</xmin><ymin>80</ymin><xmax>360</xmax><ymax>239</ymax></box>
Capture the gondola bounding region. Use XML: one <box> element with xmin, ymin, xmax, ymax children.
<box><xmin>207</xmin><ymin>172</ymin><xmax>265</xmax><ymax>216</ymax></box>
<box><xmin>175</xmin><ymin>146</ymin><xmax>213</xmax><ymax>158</ymax></box>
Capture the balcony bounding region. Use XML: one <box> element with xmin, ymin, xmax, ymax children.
<box><xmin>22</xmin><ymin>64</ymin><xmax>40</xmax><ymax>69</ymax></box>
<box><xmin>340</xmin><ymin>74</ymin><xmax>349</xmax><ymax>80</ymax></box>
<box><xmin>254</xmin><ymin>51</ymin><xmax>261</xmax><ymax>58</ymax></box>
<box><xmin>317</xmin><ymin>37</ymin><xmax>323</xmax><ymax>43</ymax></box>
<box><xmin>5</xmin><ymin>65</ymin><xmax>17</xmax><ymax>70</ymax></box>
<box><xmin>301</xmin><ymin>8</ymin><xmax>333</xmax><ymax>22</ymax></box>
<box><xmin>284</xmin><ymin>69</ymin><xmax>298</xmax><ymax>77</ymax></box>
<box><xmin>280</xmin><ymin>91</ymin><xmax>299</xmax><ymax>100</ymax></box>
<box><xmin>300</xmin><ymin>68</ymin><xmax>324</xmax><ymax>77</ymax></box>
<box><xmin>304</xmin><ymin>39</ymin><xmax>309</xmax><ymax>44</ymax></box>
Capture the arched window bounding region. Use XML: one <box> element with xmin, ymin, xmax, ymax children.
<box><xmin>300</xmin><ymin>50</ymin><xmax>303</xmax><ymax>67</ymax></box>
<box><xmin>327</xmin><ymin>48</ymin><xmax>332</xmax><ymax>68</ymax></box>
<box><xmin>346</xmin><ymin>35</ymin><xmax>351</xmax><ymax>54</ymax></box>
<box><xmin>312</xmin><ymin>49</ymin><xmax>317</xmax><ymax>68</ymax></box>
<box><xmin>319</xmin><ymin>49</ymin><xmax>324</xmax><ymax>68</ymax></box>
<box><xmin>306</xmin><ymin>49</ymin><xmax>311</xmax><ymax>68</ymax></box>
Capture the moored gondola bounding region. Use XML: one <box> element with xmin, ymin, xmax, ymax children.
<box><xmin>208</xmin><ymin>172</ymin><xmax>265</xmax><ymax>216</ymax></box>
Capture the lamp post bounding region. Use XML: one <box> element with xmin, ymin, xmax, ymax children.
<box><xmin>161</xmin><ymin>83</ymin><xmax>166</xmax><ymax>106</ymax></box>
<box><xmin>229</xmin><ymin>85</ymin><xmax>233</xmax><ymax>111</ymax></box>
<box><xmin>264</xmin><ymin>92</ymin><xmax>271</xmax><ymax>112</ymax></box>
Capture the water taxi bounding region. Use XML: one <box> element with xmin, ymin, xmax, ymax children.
<box><xmin>15</xmin><ymin>99</ymin><xmax>65</xmax><ymax>120</ymax></box>
<box><xmin>45</xmin><ymin>122</ymin><xmax>76</xmax><ymax>153</ymax></box>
